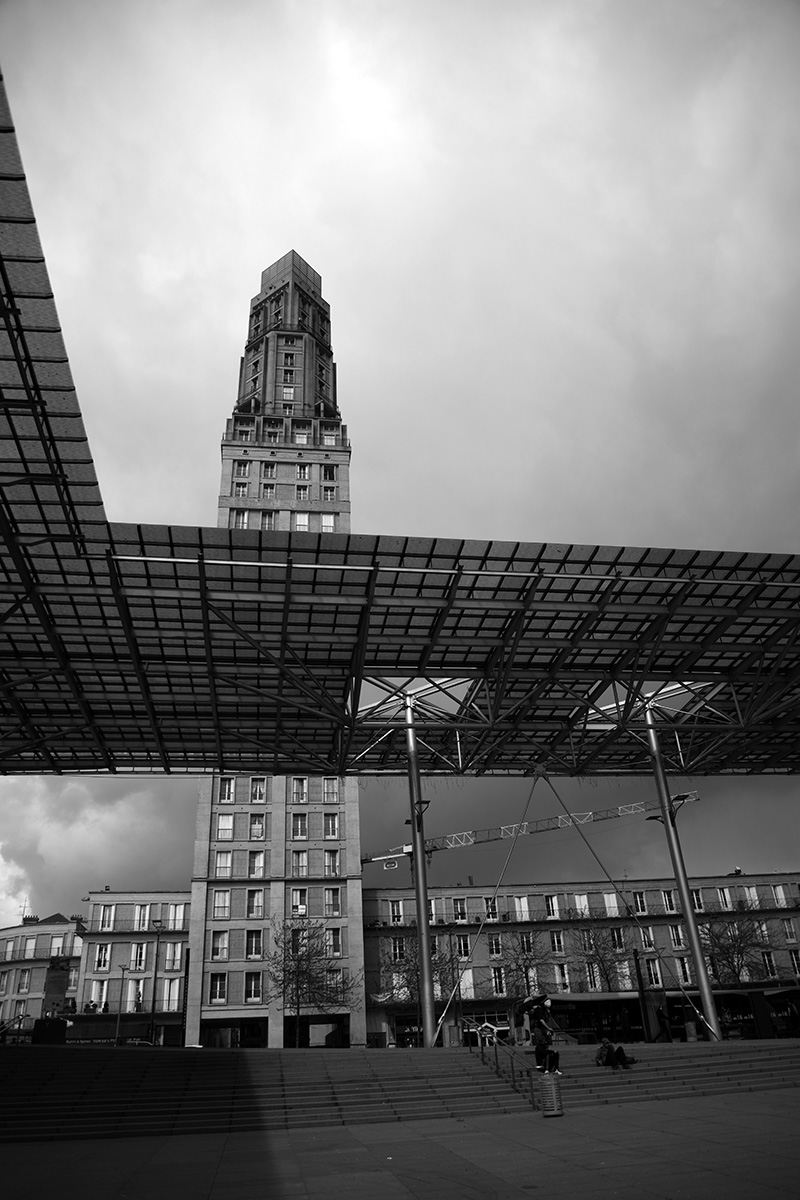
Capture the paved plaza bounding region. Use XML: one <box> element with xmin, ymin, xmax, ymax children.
<box><xmin>4</xmin><ymin>1087</ymin><xmax>798</xmax><ymax>1199</ymax></box>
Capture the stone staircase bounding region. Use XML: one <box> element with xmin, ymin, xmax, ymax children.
<box><xmin>0</xmin><ymin>1046</ymin><xmax>530</xmax><ymax>1142</ymax></box>
<box><xmin>486</xmin><ymin>1037</ymin><xmax>800</xmax><ymax>1112</ymax></box>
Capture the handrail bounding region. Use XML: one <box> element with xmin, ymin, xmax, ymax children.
<box><xmin>463</xmin><ymin>1019</ymin><xmax>538</xmax><ymax>1111</ymax></box>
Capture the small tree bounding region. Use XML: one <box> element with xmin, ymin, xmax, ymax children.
<box><xmin>699</xmin><ymin>905</ymin><xmax>774</xmax><ymax>986</ymax></box>
<box><xmin>569</xmin><ymin>923</ymin><xmax>631</xmax><ymax>992</ymax></box>
<box><xmin>265</xmin><ymin>918</ymin><xmax>361</xmax><ymax>1047</ymax></box>
<box><xmin>503</xmin><ymin>929</ymin><xmax>548</xmax><ymax>999</ymax></box>
<box><xmin>374</xmin><ymin>932</ymin><xmax>463</xmax><ymax>1043</ymax></box>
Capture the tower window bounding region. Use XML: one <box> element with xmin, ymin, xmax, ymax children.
<box><xmin>262</xmin><ymin>463</ymin><xmax>276</xmax><ymax>478</ymax></box>
<box><xmin>322</xmin><ymin>465</ymin><xmax>337</xmax><ymax>481</ymax></box>
<box><xmin>263</xmin><ymin>484</ymin><xmax>275</xmax><ymax>500</ymax></box>
<box><xmin>233</xmin><ymin>482</ymin><xmax>248</xmax><ymax>498</ymax></box>
<box><xmin>232</xmin><ymin>510</ymin><xmax>248</xmax><ymax>530</ymax></box>
<box><xmin>284</xmin><ymin>353</ymin><xmax>295</xmax><ymax>366</ymax></box>
<box><xmin>296</xmin><ymin>486</ymin><xmax>309</xmax><ymax>502</ymax></box>
<box><xmin>323</xmin><ymin>486</ymin><xmax>336</xmax><ymax>502</ymax></box>
<box><xmin>234</xmin><ymin>461</ymin><xmax>250</xmax><ymax>478</ymax></box>
<box><xmin>296</xmin><ymin>464</ymin><xmax>309</xmax><ymax>480</ymax></box>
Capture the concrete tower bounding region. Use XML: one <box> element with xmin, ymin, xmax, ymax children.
<box><xmin>186</xmin><ymin>254</ymin><xmax>364</xmax><ymax>1049</ymax></box>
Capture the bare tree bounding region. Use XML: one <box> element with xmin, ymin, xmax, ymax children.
<box><xmin>503</xmin><ymin>929</ymin><xmax>548</xmax><ymax>998</ymax></box>
<box><xmin>264</xmin><ymin>918</ymin><xmax>361</xmax><ymax>1047</ymax></box>
<box><xmin>698</xmin><ymin>905</ymin><xmax>774</xmax><ymax>986</ymax></box>
<box><xmin>569</xmin><ymin>923</ymin><xmax>630</xmax><ymax>992</ymax></box>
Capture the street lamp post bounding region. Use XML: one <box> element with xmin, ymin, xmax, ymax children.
<box><xmin>115</xmin><ymin>964</ymin><xmax>128</xmax><ymax>1047</ymax></box>
<box><xmin>644</xmin><ymin>706</ymin><xmax>722</xmax><ymax>1041</ymax></box>
<box><xmin>148</xmin><ymin>918</ymin><xmax>164</xmax><ymax>1045</ymax></box>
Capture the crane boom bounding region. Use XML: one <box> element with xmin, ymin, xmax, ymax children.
<box><xmin>361</xmin><ymin>794</ymin><xmax>698</xmax><ymax>864</ymax></box>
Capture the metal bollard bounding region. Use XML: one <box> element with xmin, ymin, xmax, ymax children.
<box><xmin>539</xmin><ymin>1073</ymin><xmax>564</xmax><ymax>1117</ymax></box>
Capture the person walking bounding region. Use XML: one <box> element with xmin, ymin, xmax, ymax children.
<box><xmin>654</xmin><ymin>1006</ymin><xmax>672</xmax><ymax>1042</ymax></box>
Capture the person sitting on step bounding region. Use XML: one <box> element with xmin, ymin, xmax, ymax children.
<box><xmin>595</xmin><ymin>1037</ymin><xmax>636</xmax><ymax>1071</ymax></box>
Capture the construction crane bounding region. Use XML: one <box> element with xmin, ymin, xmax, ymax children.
<box><xmin>361</xmin><ymin>793</ymin><xmax>699</xmax><ymax>866</ymax></box>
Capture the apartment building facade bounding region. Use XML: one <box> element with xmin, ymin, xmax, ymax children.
<box><xmin>0</xmin><ymin>913</ymin><xmax>83</xmax><ymax>1035</ymax></box>
<box><xmin>363</xmin><ymin>872</ymin><xmax>800</xmax><ymax>1046</ymax></box>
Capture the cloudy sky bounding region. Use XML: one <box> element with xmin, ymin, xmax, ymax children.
<box><xmin>1</xmin><ymin>0</ymin><xmax>799</xmax><ymax>924</ymax></box>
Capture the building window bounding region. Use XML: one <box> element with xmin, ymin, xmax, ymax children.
<box><xmin>456</xmin><ymin>934</ymin><xmax>470</xmax><ymax>959</ymax></box>
<box><xmin>641</xmin><ymin>926</ymin><xmax>654</xmax><ymax>950</ymax></box>
<box><xmin>322</xmin><ymin>486</ymin><xmax>337</xmax><ymax>503</ymax></box>
<box><xmin>762</xmin><ymin>951</ymin><xmax>777</xmax><ymax>978</ymax></box>
<box><xmin>326</xmin><ymin>928</ymin><xmax>342</xmax><ymax>957</ymax></box>
<box><xmin>296</xmin><ymin>464</ymin><xmax>309</xmax><ymax>480</ymax></box>
<box><xmin>212</xmin><ymin>891</ymin><xmax>230</xmax><ymax>920</ymax></box>
<box><xmin>322</xmin><ymin>464</ymin><xmax>337</xmax><ymax>481</ymax></box>
<box><xmin>676</xmin><ymin>957</ymin><xmax>691</xmax><ymax>985</ymax></box>
<box><xmin>90</xmin><ymin>980</ymin><xmax>108</xmax><ymax>1008</ymax></box>
<box><xmin>246</xmin><ymin>890</ymin><xmax>264</xmax><ymax>919</ymax></box>
<box><xmin>245</xmin><ymin>972</ymin><xmax>262</xmax><ymax>1003</ymax></box>
<box><xmin>234</xmin><ymin>482</ymin><xmax>248</xmax><ymax>498</ymax></box>
<box><xmin>0</xmin><ymin>970</ymin><xmax>7</xmax><ymax>995</ymax></box>
<box><xmin>130</xmin><ymin>943</ymin><xmax>147</xmax><ymax>971</ymax></box>
<box><xmin>249</xmin><ymin>813</ymin><xmax>265</xmax><ymax>840</ymax></box>
<box><xmin>323</xmin><ymin>430</ymin><xmax>336</xmax><ymax>447</ymax></box>
<box><xmin>23</xmin><ymin>937</ymin><xmax>36</xmax><ymax>959</ymax></box>
<box><xmin>617</xmin><ymin>962</ymin><xmax>632</xmax><ymax>990</ymax></box>
<box><xmin>234</xmin><ymin>460</ymin><xmax>250</xmax><ymax>478</ymax></box>
<box><xmin>545</xmin><ymin>895</ymin><xmax>559</xmax><ymax>919</ymax></box>
<box><xmin>232</xmin><ymin>509</ymin><xmax>248</xmax><ymax>530</ymax></box>
<box><xmin>669</xmin><ymin>925</ymin><xmax>685</xmax><ymax>949</ymax></box>
<box><xmin>292</xmin><ymin>813</ymin><xmax>308</xmax><ymax>840</ymax></box>
<box><xmin>586</xmin><ymin>962</ymin><xmax>600</xmax><ymax>990</ymax></box>
<box><xmin>489</xmin><ymin>934</ymin><xmax>502</xmax><ymax>957</ymax></box>
<box><xmin>389</xmin><ymin>900</ymin><xmax>403</xmax><ymax>925</ymax></box>
<box><xmin>133</xmin><ymin>905</ymin><xmax>149</xmax><ymax>932</ymax></box>
<box><xmin>645</xmin><ymin>958</ymin><xmax>662</xmax><ymax>987</ymax></box>
<box><xmin>262</xmin><ymin>463</ymin><xmax>276</xmax><ymax>479</ymax></box>
<box><xmin>321</xmin><ymin>514</ymin><xmax>335</xmax><ymax>533</ymax></box>
<box><xmin>283</xmin><ymin>370</ymin><xmax>294</xmax><ymax>384</ymax></box>
<box><xmin>18</xmin><ymin>968</ymin><xmax>31</xmax><ymax>993</ymax></box>
<box><xmin>248</xmin><ymin>850</ymin><xmax>265</xmax><ymax>878</ymax></box>
<box><xmin>94</xmin><ymin>944</ymin><xmax>110</xmax><ymax>972</ymax></box>
<box><xmin>691</xmin><ymin>889</ymin><xmax>704</xmax><ymax>911</ymax></box>
<box><xmin>215</xmin><ymin>851</ymin><xmax>232</xmax><ymax>878</ymax></box>
<box><xmin>572</xmin><ymin>893</ymin><xmax>589</xmax><ymax>917</ymax></box>
<box><xmin>210</xmin><ymin>931</ymin><xmax>229</xmax><ymax>961</ymax></box>
<box><xmin>554</xmin><ymin>963</ymin><xmax>569</xmax><ymax>991</ymax></box>
<box><xmin>782</xmin><ymin>919</ymin><xmax>797</xmax><ymax>943</ymax></box>
<box><xmin>99</xmin><ymin>905</ymin><xmax>115</xmax><ymax>932</ymax></box>
<box><xmin>4</xmin><ymin>939</ymin><xmax>13</xmax><ymax>960</ymax></box>
<box><xmin>237</xmin><ymin>426</ymin><xmax>252</xmax><ymax>442</ymax></box>
<box><xmin>324</xmin><ymin>849</ymin><xmax>339</xmax><ymax>878</ymax></box>
<box><xmin>604</xmin><ymin>893</ymin><xmax>619</xmax><ymax>917</ymax></box>
<box><xmin>163</xmin><ymin>978</ymin><xmax>180</xmax><ymax>1012</ymax></box>
<box><xmin>291</xmin><ymin>889</ymin><xmax>307</xmax><ymax>916</ymax></box>
<box><xmin>717</xmin><ymin>887</ymin><xmax>732</xmax><ymax>910</ymax></box>
<box><xmin>773</xmin><ymin>885</ymin><xmax>788</xmax><ymax>908</ymax></box>
<box><xmin>219</xmin><ymin>778</ymin><xmax>234</xmax><ymax>804</ymax></box>
<box><xmin>790</xmin><ymin>949</ymin><xmax>800</xmax><ymax>974</ymax></box>
<box><xmin>453</xmin><ymin>898</ymin><xmax>467</xmax><ymax>923</ymax></box>
<box><xmin>209</xmin><ymin>974</ymin><xmax>227</xmax><ymax>1004</ymax></box>
<box><xmin>262</xmin><ymin>511</ymin><xmax>277</xmax><ymax>531</ymax></box>
<box><xmin>324</xmin><ymin>812</ymin><xmax>339</xmax><ymax>839</ymax></box>
<box><xmin>262</xmin><ymin>483</ymin><xmax>276</xmax><ymax>501</ymax></box>
<box><xmin>294</xmin><ymin>512</ymin><xmax>309</xmax><ymax>532</ymax></box>
<box><xmin>632</xmin><ymin>891</ymin><xmax>647</xmax><ymax>914</ymax></box>
<box><xmin>492</xmin><ymin>966</ymin><xmax>506</xmax><ymax>995</ymax></box>
<box><xmin>294</xmin><ymin>428</ymin><xmax>309</xmax><ymax>446</ymax></box>
<box><xmin>662</xmin><ymin>890</ymin><xmax>676</xmax><ymax>913</ymax></box>
<box><xmin>484</xmin><ymin>897</ymin><xmax>498</xmax><ymax>922</ymax></box>
<box><xmin>392</xmin><ymin>937</ymin><xmax>405</xmax><ymax>963</ymax></box>
<box><xmin>217</xmin><ymin>813</ymin><xmax>233</xmax><ymax>840</ymax></box>
<box><xmin>165</xmin><ymin>943</ymin><xmax>181</xmax><ymax>972</ymax></box>
<box><xmin>67</xmin><ymin>966</ymin><xmax>79</xmax><ymax>991</ymax></box>
<box><xmin>293</xmin><ymin>778</ymin><xmax>309</xmax><ymax>804</ymax></box>
<box><xmin>324</xmin><ymin>888</ymin><xmax>341</xmax><ymax>918</ymax></box>
<box><xmin>520</xmin><ymin>932</ymin><xmax>535</xmax><ymax>955</ymax></box>
<box><xmin>550</xmin><ymin>930</ymin><xmax>564</xmax><ymax>954</ymax></box>
<box><xmin>296</xmin><ymin>485</ymin><xmax>309</xmax><ymax>502</ymax></box>
<box><xmin>611</xmin><ymin>928</ymin><xmax>625</xmax><ymax>950</ymax></box>
<box><xmin>292</xmin><ymin>850</ymin><xmax>308</xmax><ymax>877</ymax></box>
<box><xmin>246</xmin><ymin>930</ymin><xmax>263</xmax><ymax>960</ymax></box>
<box><xmin>250</xmin><ymin>777</ymin><xmax>266</xmax><ymax>803</ymax></box>
<box><xmin>322</xmin><ymin>777</ymin><xmax>338</xmax><ymax>802</ymax></box>
<box><xmin>167</xmin><ymin>903</ymin><xmax>185</xmax><ymax>931</ymax></box>
<box><xmin>744</xmin><ymin>885</ymin><xmax>759</xmax><ymax>907</ymax></box>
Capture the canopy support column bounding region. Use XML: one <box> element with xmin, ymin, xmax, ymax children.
<box><xmin>405</xmin><ymin>696</ymin><xmax>437</xmax><ymax>1048</ymax></box>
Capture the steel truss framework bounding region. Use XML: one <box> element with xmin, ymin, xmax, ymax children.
<box><xmin>4</xmin><ymin>77</ymin><xmax>800</xmax><ymax>778</ymax></box>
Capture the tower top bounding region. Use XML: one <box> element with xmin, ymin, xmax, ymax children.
<box><xmin>259</xmin><ymin>251</ymin><xmax>322</xmax><ymax>300</ymax></box>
